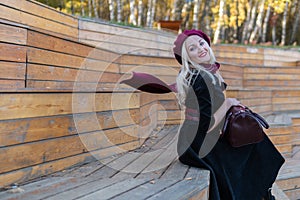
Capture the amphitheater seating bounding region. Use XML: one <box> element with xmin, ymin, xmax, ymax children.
<box><xmin>0</xmin><ymin>0</ymin><xmax>300</xmax><ymax>199</ymax></box>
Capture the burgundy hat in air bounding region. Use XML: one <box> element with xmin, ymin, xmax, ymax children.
<box><xmin>173</xmin><ymin>29</ymin><xmax>211</xmax><ymax>64</ymax></box>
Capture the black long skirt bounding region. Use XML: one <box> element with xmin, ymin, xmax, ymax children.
<box><xmin>177</xmin><ymin>120</ymin><xmax>285</xmax><ymax>200</ymax></box>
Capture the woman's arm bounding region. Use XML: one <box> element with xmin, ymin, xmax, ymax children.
<box><xmin>207</xmin><ymin>98</ymin><xmax>240</xmax><ymax>133</ymax></box>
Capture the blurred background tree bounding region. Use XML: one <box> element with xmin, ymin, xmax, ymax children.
<box><xmin>36</xmin><ymin>0</ymin><xmax>300</xmax><ymax>46</ymax></box>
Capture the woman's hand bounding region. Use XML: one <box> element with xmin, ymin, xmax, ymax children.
<box><xmin>225</xmin><ymin>98</ymin><xmax>240</xmax><ymax>110</ymax></box>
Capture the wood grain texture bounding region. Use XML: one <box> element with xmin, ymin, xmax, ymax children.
<box><xmin>0</xmin><ymin>4</ymin><xmax>78</xmax><ymax>38</ymax></box>
<box><xmin>0</xmin><ymin>43</ymin><xmax>26</xmax><ymax>62</ymax></box>
<box><xmin>0</xmin><ymin>93</ymin><xmax>140</xmax><ymax>120</ymax></box>
<box><xmin>0</xmin><ymin>62</ymin><xmax>26</xmax><ymax>80</ymax></box>
<box><xmin>0</xmin><ymin>23</ymin><xmax>27</xmax><ymax>44</ymax></box>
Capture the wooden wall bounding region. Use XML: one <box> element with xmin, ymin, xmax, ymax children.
<box><xmin>0</xmin><ymin>0</ymin><xmax>300</xmax><ymax>188</ymax></box>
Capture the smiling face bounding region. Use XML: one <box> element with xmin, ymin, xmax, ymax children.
<box><xmin>185</xmin><ymin>35</ymin><xmax>211</xmax><ymax>64</ymax></box>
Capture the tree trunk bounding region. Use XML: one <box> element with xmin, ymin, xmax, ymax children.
<box><xmin>271</xmin><ymin>13</ymin><xmax>278</xmax><ymax>45</ymax></box>
<box><xmin>213</xmin><ymin>0</ymin><xmax>225</xmax><ymax>44</ymax></box>
<box><xmin>108</xmin><ymin>0</ymin><xmax>115</xmax><ymax>21</ymax></box>
<box><xmin>249</xmin><ymin>0</ymin><xmax>265</xmax><ymax>43</ymax></box>
<box><xmin>201</xmin><ymin>0</ymin><xmax>212</xmax><ymax>36</ymax></box>
<box><xmin>70</xmin><ymin>0</ymin><xmax>75</xmax><ymax>15</ymax></box>
<box><xmin>88</xmin><ymin>0</ymin><xmax>92</xmax><ymax>17</ymax></box>
<box><xmin>192</xmin><ymin>0</ymin><xmax>202</xmax><ymax>29</ymax></box>
<box><xmin>290</xmin><ymin>0</ymin><xmax>300</xmax><ymax>44</ymax></box>
<box><xmin>280</xmin><ymin>1</ymin><xmax>289</xmax><ymax>46</ymax></box>
<box><xmin>151</xmin><ymin>0</ymin><xmax>156</xmax><ymax>26</ymax></box>
<box><xmin>117</xmin><ymin>0</ymin><xmax>122</xmax><ymax>22</ymax></box>
<box><xmin>129</xmin><ymin>0</ymin><xmax>137</xmax><ymax>25</ymax></box>
<box><xmin>171</xmin><ymin>0</ymin><xmax>178</xmax><ymax>20</ymax></box>
<box><xmin>137</xmin><ymin>0</ymin><xmax>143</xmax><ymax>26</ymax></box>
<box><xmin>241</xmin><ymin>0</ymin><xmax>252</xmax><ymax>43</ymax></box>
<box><xmin>233</xmin><ymin>0</ymin><xmax>239</xmax><ymax>42</ymax></box>
<box><xmin>80</xmin><ymin>0</ymin><xmax>85</xmax><ymax>16</ymax></box>
<box><xmin>181</xmin><ymin>1</ymin><xmax>192</xmax><ymax>29</ymax></box>
<box><xmin>91</xmin><ymin>0</ymin><xmax>99</xmax><ymax>18</ymax></box>
<box><xmin>262</xmin><ymin>4</ymin><xmax>271</xmax><ymax>43</ymax></box>
<box><xmin>146</xmin><ymin>0</ymin><xmax>156</xmax><ymax>27</ymax></box>
<box><xmin>175</xmin><ymin>0</ymin><xmax>185</xmax><ymax>21</ymax></box>
<box><xmin>245</xmin><ymin>0</ymin><xmax>258</xmax><ymax>43</ymax></box>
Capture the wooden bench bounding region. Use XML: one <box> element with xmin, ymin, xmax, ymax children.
<box><xmin>0</xmin><ymin>125</ymin><xmax>210</xmax><ymax>200</ymax></box>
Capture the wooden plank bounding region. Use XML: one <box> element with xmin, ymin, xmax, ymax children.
<box><xmin>264</xmin><ymin>48</ymin><xmax>300</xmax><ymax>60</ymax></box>
<box><xmin>26</xmin><ymin>81</ymin><xmax>121</xmax><ymax>92</ymax></box>
<box><xmin>0</xmin><ymin>177</ymin><xmax>78</xmax><ymax>200</ymax></box>
<box><xmin>226</xmin><ymin>90</ymin><xmax>273</xmax><ymax>99</ymax></box>
<box><xmin>117</xmin><ymin>148</ymin><xmax>166</xmax><ymax>175</ymax></box>
<box><xmin>221</xmin><ymin>70</ymin><xmax>243</xmax><ymax>79</ymax></box>
<box><xmin>111</xmin><ymin>125</ymin><xmax>178</xmax><ymax>177</ymax></box>
<box><xmin>0</xmin><ymin>152</ymin><xmax>94</xmax><ymax>188</ymax></box>
<box><xmin>119</xmin><ymin>54</ymin><xmax>179</xmax><ymax>66</ymax></box>
<box><xmin>272</xmin><ymin>90</ymin><xmax>300</xmax><ymax>97</ymax></box>
<box><xmin>269</xmin><ymin>134</ymin><xmax>293</xmax><ymax>145</ymax></box>
<box><xmin>0</xmin><ymin>23</ymin><xmax>27</xmax><ymax>44</ymax></box>
<box><xmin>0</xmin><ymin>126</ymin><xmax>139</xmax><ymax>174</ymax></box>
<box><xmin>284</xmin><ymin>187</ymin><xmax>300</xmax><ymax>200</ymax></box>
<box><xmin>0</xmin><ymin>62</ymin><xmax>26</xmax><ymax>79</ymax></box>
<box><xmin>79</xmin><ymin>39</ymin><xmax>175</xmax><ymax>57</ymax></box>
<box><xmin>213</xmin><ymin>45</ymin><xmax>264</xmax><ymax>54</ymax></box>
<box><xmin>0</xmin><ymin>4</ymin><xmax>78</xmax><ymax>38</ymax></box>
<box><xmin>274</xmin><ymin>144</ymin><xmax>292</xmax><ymax>154</ymax></box>
<box><xmin>141</xmin><ymin>140</ymin><xmax>178</xmax><ymax>174</ymax></box>
<box><xmin>273</xmin><ymin>97</ymin><xmax>300</xmax><ymax>104</ymax></box>
<box><xmin>44</xmin><ymin>177</ymin><xmax>126</xmax><ymax>200</ymax></box>
<box><xmin>120</xmin><ymin>64</ymin><xmax>179</xmax><ymax>76</ymax></box>
<box><xmin>273</xmin><ymin>104</ymin><xmax>300</xmax><ymax>112</ymax></box>
<box><xmin>266</xmin><ymin>127</ymin><xmax>293</xmax><ymax>136</ymax></box>
<box><xmin>244</xmin><ymin>80</ymin><xmax>300</xmax><ymax>88</ymax></box>
<box><xmin>27</xmin><ymin>64</ymin><xmax>121</xmax><ymax>83</ymax></box>
<box><xmin>1</xmin><ymin>0</ymin><xmax>78</xmax><ymax>27</ymax></box>
<box><xmin>0</xmin><ymin>115</ymin><xmax>76</xmax><ymax>147</ymax></box>
<box><xmin>159</xmin><ymin>160</ymin><xmax>189</xmax><ymax>180</ymax></box>
<box><xmin>0</xmin><ymin>79</ymin><xmax>24</xmax><ymax>89</ymax></box>
<box><xmin>27</xmin><ymin>30</ymin><xmax>119</xmax><ymax>61</ymax></box>
<box><xmin>0</xmin><ymin>139</ymin><xmax>140</xmax><ymax>189</ymax></box>
<box><xmin>245</xmin><ymin>73</ymin><xmax>300</xmax><ymax>80</ymax></box>
<box><xmin>0</xmin><ymin>109</ymin><xmax>139</xmax><ymax>147</ymax></box>
<box><xmin>244</xmin><ymin>67</ymin><xmax>300</xmax><ymax>74</ymax></box>
<box><xmin>0</xmin><ymin>43</ymin><xmax>26</xmax><ymax>62</ymax></box>
<box><xmin>159</xmin><ymin>100</ymin><xmax>180</xmax><ymax>110</ymax></box>
<box><xmin>0</xmin><ymin>93</ymin><xmax>139</xmax><ymax>120</ymax></box>
<box><xmin>146</xmin><ymin>178</ymin><xmax>208</xmax><ymax>200</ymax></box>
<box><xmin>215</xmin><ymin>51</ymin><xmax>264</xmax><ymax>60</ymax></box>
<box><xmin>158</xmin><ymin>110</ymin><xmax>183</xmax><ymax>121</ymax></box>
<box><xmin>111</xmin><ymin>179</ymin><xmax>179</xmax><ymax>200</ymax></box>
<box><xmin>79</xmin><ymin>29</ymin><xmax>171</xmax><ymax>51</ymax></box>
<box><xmin>264</xmin><ymin>60</ymin><xmax>297</xmax><ymax>67</ymax></box>
<box><xmin>77</xmin><ymin>178</ymin><xmax>152</xmax><ymax>200</ymax></box>
<box><xmin>0</xmin><ymin>136</ymin><xmax>88</xmax><ymax>174</ymax></box>
<box><xmin>217</xmin><ymin>57</ymin><xmax>264</xmax><ymax>66</ymax></box>
<box><xmin>79</xmin><ymin>19</ymin><xmax>175</xmax><ymax>44</ymax></box>
<box><xmin>27</xmin><ymin>47</ymin><xmax>119</xmax><ymax>73</ymax></box>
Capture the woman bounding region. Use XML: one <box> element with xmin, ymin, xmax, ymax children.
<box><xmin>173</xmin><ymin>30</ymin><xmax>285</xmax><ymax>200</ymax></box>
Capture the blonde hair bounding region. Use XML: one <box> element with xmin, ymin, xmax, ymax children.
<box><xmin>176</xmin><ymin>40</ymin><xmax>222</xmax><ymax>107</ymax></box>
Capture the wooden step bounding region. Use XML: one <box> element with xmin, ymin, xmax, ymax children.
<box><xmin>272</xmin><ymin>183</ymin><xmax>290</xmax><ymax>200</ymax></box>
<box><xmin>0</xmin><ymin>125</ymin><xmax>210</xmax><ymax>200</ymax></box>
<box><xmin>276</xmin><ymin>158</ymin><xmax>300</xmax><ymax>200</ymax></box>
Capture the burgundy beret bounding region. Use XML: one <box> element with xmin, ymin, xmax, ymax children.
<box><xmin>173</xmin><ymin>29</ymin><xmax>211</xmax><ymax>64</ymax></box>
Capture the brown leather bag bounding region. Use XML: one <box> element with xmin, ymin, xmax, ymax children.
<box><xmin>221</xmin><ymin>105</ymin><xmax>269</xmax><ymax>147</ymax></box>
